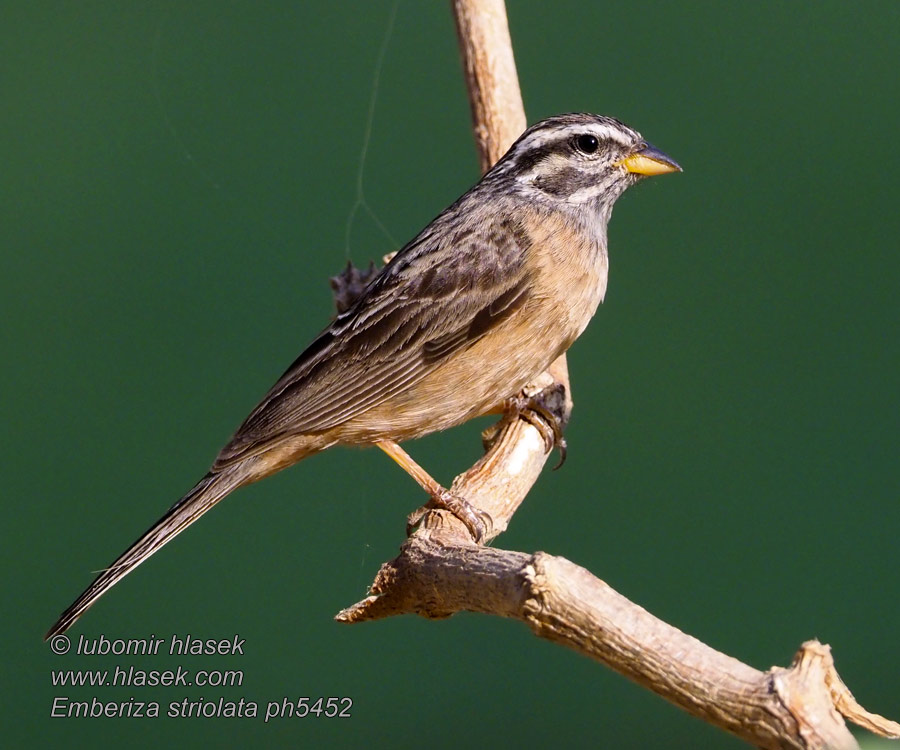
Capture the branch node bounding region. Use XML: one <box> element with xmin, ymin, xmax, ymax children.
<box><xmin>772</xmin><ymin>640</ymin><xmax>900</xmax><ymax>742</ymax></box>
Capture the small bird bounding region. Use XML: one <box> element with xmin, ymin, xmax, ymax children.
<box><xmin>46</xmin><ymin>113</ymin><xmax>680</xmax><ymax>638</ymax></box>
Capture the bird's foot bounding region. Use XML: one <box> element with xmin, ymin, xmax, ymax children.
<box><xmin>505</xmin><ymin>383</ymin><xmax>570</xmax><ymax>469</ymax></box>
<box><xmin>428</xmin><ymin>489</ymin><xmax>493</xmax><ymax>544</ymax></box>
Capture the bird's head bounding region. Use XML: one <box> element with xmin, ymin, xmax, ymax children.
<box><xmin>490</xmin><ymin>113</ymin><xmax>681</xmax><ymax>225</ymax></box>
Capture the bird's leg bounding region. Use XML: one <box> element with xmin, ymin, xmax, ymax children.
<box><xmin>504</xmin><ymin>382</ymin><xmax>570</xmax><ymax>469</ymax></box>
<box><xmin>376</xmin><ymin>440</ymin><xmax>491</xmax><ymax>543</ymax></box>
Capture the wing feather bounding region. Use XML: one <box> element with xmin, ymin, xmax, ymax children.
<box><xmin>215</xmin><ymin>208</ymin><xmax>532</xmax><ymax>466</ymax></box>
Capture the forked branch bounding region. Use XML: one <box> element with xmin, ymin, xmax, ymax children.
<box><xmin>337</xmin><ymin>1</ymin><xmax>899</xmax><ymax>747</ymax></box>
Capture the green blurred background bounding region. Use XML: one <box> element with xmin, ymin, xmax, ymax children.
<box><xmin>5</xmin><ymin>1</ymin><xmax>898</xmax><ymax>747</ymax></box>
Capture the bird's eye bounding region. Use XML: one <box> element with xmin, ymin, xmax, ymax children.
<box><xmin>575</xmin><ymin>134</ymin><xmax>600</xmax><ymax>154</ymax></box>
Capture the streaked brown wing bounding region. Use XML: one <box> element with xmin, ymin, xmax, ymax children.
<box><xmin>215</xmin><ymin>212</ymin><xmax>531</xmax><ymax>466</ymax></box>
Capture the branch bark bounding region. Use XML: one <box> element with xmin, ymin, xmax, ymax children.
<box><xmin>338</xmin><ymin>1</ymin><xmax>900</xmax><ymax>747</ymax></box>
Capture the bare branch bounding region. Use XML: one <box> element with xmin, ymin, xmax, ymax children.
<box><xmin>339</xmin><ymin>540</ymin><xmax>899</xmax><ymax>747</ymax></box>
<box><xmin>452</xmin><ymin>0</ymin><xmax>526</xmax><ymax>170</ymax></box>
<box><xmin>337</xmin><ymin>0</ymin><xmax>899</xmax><ymax>747</ymax></box>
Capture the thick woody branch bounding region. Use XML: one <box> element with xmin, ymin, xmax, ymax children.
<box><xmin>337</xmin><ymin>540</ymin><xmax>899</xmax><ymax>748</ymax></box>
<box><xmin>452</xmin><ymin>0</ymin><xmax>526</xmax><ymax>171</ymax></box>
<box><xmin>337</xmin><ymin>0</ymin><xmax>899</xmax><ymax>747</ymax></box>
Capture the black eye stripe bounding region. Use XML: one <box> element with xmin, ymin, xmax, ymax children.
<box><xmin>501</xmin><ymin>129</ymin><xmax>625</xmax><ymax>177</ymax></box>
<box><xmin>519</xmin><ymin>136</ymin><xmax>600</xmax><ymax>168</ymax></box>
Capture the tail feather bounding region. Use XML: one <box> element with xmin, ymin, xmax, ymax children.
<box><xmin>45</xmin><ymin>465</ymin><xmax>251</xmax><ymax>639</ymax></box>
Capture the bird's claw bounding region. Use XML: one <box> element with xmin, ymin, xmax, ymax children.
<box><xmin>432</xmin><ymin>490</ymin><xmax>492</xmax><ymax>544</ymax></box>
<box><xmin>506</xmin><ymin>384</ymin><xmax>570</xmax><ymax>469</ymax></box>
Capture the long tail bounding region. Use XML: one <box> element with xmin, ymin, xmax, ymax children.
<box><xmin>45</xmin><ymin>463</ymin><xmax>253</xmax><ymax>639</ymax></box>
